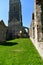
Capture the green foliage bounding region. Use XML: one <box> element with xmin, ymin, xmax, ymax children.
<box><xmin>0</xmin><ymin>38</ymin><xmax>43</xmax><ymax>65</ymax></box>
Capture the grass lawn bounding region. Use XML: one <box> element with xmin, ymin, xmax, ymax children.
<box><xmin>0</xmin><ymin>38</ymin><xmax>43</xmax><ymax>65</ymax></box>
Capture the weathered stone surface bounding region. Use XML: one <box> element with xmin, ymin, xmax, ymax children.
<box><xmin>8</xmin><ymin>0</ymin><xmax>23</xmax><ymax>39</ymax></box>
<box><xmin>30</xmin><ymin>0</ymin><xmax>43</xmax><ymax>42</ymax></box>
<box><xmin>29</xmin><ymin>0</ymin><xmax>43</xmax><ymax>59</ymax></box>
<box><xmin>0</xmin><ymin>20</ymin><xmax>7</xmax><ymax>42</ymax></box>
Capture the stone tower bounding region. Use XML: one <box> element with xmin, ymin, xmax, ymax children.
<box><xmin>34</xmin><ymin>0</ymin><xmax>43</xmax><ymax>41</ymax></box>
<box><xmin>8</xmin><ymin>0</ymin><xmax>23</xmax><ymax>39</ymax></box>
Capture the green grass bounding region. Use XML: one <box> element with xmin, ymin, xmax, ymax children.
<box><xmin>0</xmin><ymin>38</ymin><xmax>43</xmax><ymax>65</ymax></box>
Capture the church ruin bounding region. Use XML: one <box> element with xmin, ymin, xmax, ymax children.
<box><xmin>0</xmin><ymin>0</ymin><xmax>29</xmax><ymax>42</ymax></box>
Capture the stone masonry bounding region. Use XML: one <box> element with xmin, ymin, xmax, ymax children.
<box><xmin>0</xmin><ymin>0</ymin><xmax>29</xmax><ymax>42</ymax></box>
<box><xmin>30</xmin><ymin>0</ymin><xmax>43</xmax><ymax>42</ymax></box>
<box><xmin>29</xmin><ymin>0</ymin><xmax>43</xmax><ymax>59</ymax></box>
<box><xmin>8</xmin><ymin>0</ymin><xmax>23</xmax><ymax>39</ymax></box>
<box><xmin>0</xmin><ymin>20</ymin><xmax>7</xmax><ymax>42</ymax></box>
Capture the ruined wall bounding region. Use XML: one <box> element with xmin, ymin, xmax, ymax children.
<box><xmin>30</xmin><ymin>0</ymin><xmax>43</xmax><ymax>42</ymax></box>
<box><xmin>0</xmin><ymin>20</ymin><xmax>7</xmax><ymax>42</ymax></box>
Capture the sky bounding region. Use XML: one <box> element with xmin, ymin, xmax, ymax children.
<box><xmin>0</xmin><ymin>0</ymin><xmax>34</xmax><ymax>28</ymax></box>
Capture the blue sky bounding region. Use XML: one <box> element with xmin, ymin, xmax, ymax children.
<box><xmin>0</xmin><ymin>0</ymin><xmax>34</xmax><ymax>28</ymax></box>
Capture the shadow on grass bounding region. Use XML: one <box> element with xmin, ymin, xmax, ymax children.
<box><xmin>0</xmin><ymin>42</ymin><xmax>18</xmax><ymax>46</ymax></box>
